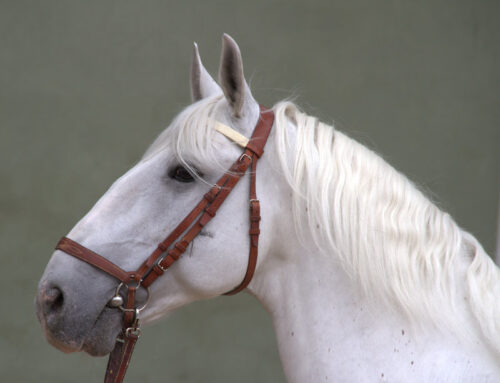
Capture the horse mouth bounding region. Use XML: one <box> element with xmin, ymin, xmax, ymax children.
<box><xmin>81</xmin><ymin>306</ymin><xmax>123</xmax><ymax>356</ymax></box>
<box><xmin>37</xmin><ymin>295</ymin><xmax>122</xmax><ymax>357</ymax></box>
<box><xmin>42</xmin><ymin>324</ymin><xmax>85</xmax><ymax>354</ymax></box>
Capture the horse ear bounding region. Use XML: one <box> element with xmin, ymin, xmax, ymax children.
<box><xmin>218</xmin><ymin>34</ymin><xmax>255</xmax><ymax>117</ymax></box>
<box><xmin>191</xmin><ymin>43</ymin><xmax>222</xmax><ymax>102</ymax></box>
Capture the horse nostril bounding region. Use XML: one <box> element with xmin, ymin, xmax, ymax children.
<box><xmin>40</xmin><ymin>285</ymin><xmax>65</xmax><ymax>315</ymax></box>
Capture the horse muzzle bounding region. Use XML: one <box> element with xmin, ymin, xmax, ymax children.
<box><xmin>35</xmin><ymin>277</ymin><xmax>121</xmax><ymax>356</ymax></box>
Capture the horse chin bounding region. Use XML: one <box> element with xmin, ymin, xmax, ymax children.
<box><xmin>39</xmin><ymin>304</ymin><xmax>121</xmax><ymax>357</ymax></box>
<box><xmin>82</xmin><ymin>336</ymin><xmax>117</xmax><ymax>357</ymax></box>
<box><xmin>44</xmin><ymin>329</ymin><xmax>83</xmax><ymax>354</ymax></box>
<box><xmin>81</xmin><ymin>307</ymin><xmax>123</xmax><ymax>357</ymax></box>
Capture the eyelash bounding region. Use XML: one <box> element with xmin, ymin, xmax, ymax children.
<box><xmin>169</xmin><ymin>165</ymin><xmax>199</xmax><ymax>183</ymax></box>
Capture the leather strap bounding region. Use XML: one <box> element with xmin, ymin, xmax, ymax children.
<box><xmin>245</xmin><ymin>105</ymin><xmax>274</xmax><ymax>158</ymax></box>
<box><xmin>223</xmin><ymin>106</ymin><xmax>273</xmax><ymax>294</ymax></box>
<box><xmin>104</xmin><ymin>284</ymin><xmax>139</xmax><ymax>383</ymax></box>
<box><xmin>140</xmin><ymin>153</ymin><xmax>253</xmax><ymax>288</ymax></box>
<box><xmin>104</xmin><ymin>330</ymin><xmax>138</xmax><ymax>383</ymax></box>
<box><xmin>224</xmin><ymin>155</ymin><xmax>260</xmax><ymax>295</ymax></box>
<box><xmin>54</xmin><ymin>105</ymin><xmax>274</xmax><ymax>383</ymax></box>
<box><xmin>139</xmin><ymin>105</ymin><xmax>274</xmax><ymax>289</ymax></box>
<box><xmin>56</xmin><ymin>237</ymin><xmax>135</xmax><ymax>283</ymax></box>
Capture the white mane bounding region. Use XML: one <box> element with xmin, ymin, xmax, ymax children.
<box><xmin>273</xmin><ymin>101</ymin><xmax>500</xmax><ymax>354</ymax></box>
<box><xmin>144</xmin><ymin>97</ymin><xmax>500</xmax><ymax>354</ymax></box>
<box><xmin>143</xmin><ymin>96</ymin><xmax>225</xmax><ymax>174</ymax></box>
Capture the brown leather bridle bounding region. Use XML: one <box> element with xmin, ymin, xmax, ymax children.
<box><xmin>54</xmin><ymin>105</ymin><xmax>274</xmax><ymax>383</ymax></box>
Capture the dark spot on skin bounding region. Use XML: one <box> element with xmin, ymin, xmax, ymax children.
<box><xmin>402</xmin><ymin>329</ymin><xmax>405</xmax><ymax>336</ymax></box>
<box><xmin>411</xmin><ymin>361</ymin><xmax>414</xmax><ymax>365</ymax></box>
<box><xmin>291</xmin><ymin>331</ymin><xmax>294</xmax><ymax>336</ymax></box>
<box><xmin>381</xmin><ymin>373</ymin><xmax>384</xmax><ymax>378</ymax></box>
<box><xmin>200</xmin><ymin>230</ymin><xmax>214</xmax><ymax>238</ymax></box>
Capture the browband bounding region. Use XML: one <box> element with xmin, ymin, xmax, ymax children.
<box><xmin>215</xmin><ymin>121</ymin><xmax>250</xmax><ymax>147</ymax></box>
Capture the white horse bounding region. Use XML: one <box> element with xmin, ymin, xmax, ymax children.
<box><xmin>36</xmin><ymin>34</ymin><xmax>500</xmax><ymax>382</ymax></box>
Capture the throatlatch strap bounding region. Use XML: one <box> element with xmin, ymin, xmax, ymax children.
<box><xmin>224</xmin><ymin>156</ymin><xmax>261</xmax><ymax>295</ymax></box>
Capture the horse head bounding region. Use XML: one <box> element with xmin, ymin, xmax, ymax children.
<box><xmin>35</xmin><ymin>34</ymin><xmax>284</xmax><ymax>357</ymax></box>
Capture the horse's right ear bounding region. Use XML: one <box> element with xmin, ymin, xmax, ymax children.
<box><xmin>190</xmin><ymin>43</ymin><xmax>222</xmax><ymax>102</ymax></box>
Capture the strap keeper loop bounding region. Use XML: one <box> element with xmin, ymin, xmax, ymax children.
<box><xmin>153</xmin><ymin>263</ymin><xmax>165</xmax><ymax>275</ymax></box>
<box><xmin>157</xmin><ymin>243</ymin><xmax>167</xmax><ymax>252</ymax></box>
<box><xmin>245</xmin><ymin>142</ymin><xmax>264</xmax><ymax>158</ymax></box>
<box><xmin>174</xmin><ymin>241</ymin><xmax>188</xmax><ymax>253</ymax></box>
<box><xmin>205</xmin><ymin>205</ymin><xmax>216</xmax><ymax>218</ymax></box>
<box><xmin>199</xmin><ymin>212</ymin><xmax>211</xmax><ymax>227</ymax></box>
<box><xmin>203</xmin><ymin>190</ymin><xmax>217</xmax><ymax>203</ymax></box>
<box><xmin>168</xmin><ymin>249</ymin><xmax>181</xmax><ymax>260</ymax></box>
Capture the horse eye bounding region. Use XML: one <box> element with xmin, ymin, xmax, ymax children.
<box><xmin>169</xmin><ymin>166</ymin><xmax>196</xmax><ymax>183</ymax></box>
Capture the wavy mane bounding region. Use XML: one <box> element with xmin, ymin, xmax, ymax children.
<box><xmin>273</xmin><ymin>101</ymin><xmax>500</xmax><ymax>354</ymax></box>
<box><xmin>144</xmin><ymin>97</ymin><xmax>499</xmax><ymax>354</ymax></box>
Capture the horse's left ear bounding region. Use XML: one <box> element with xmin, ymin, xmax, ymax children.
<box><xmin>191</xmin><ymin>43</ymin><xmax>222</xmax><ymax>102</ymax></box>
<box><xmin>218</xmin><ymin>34</ymin><xmax>255</xmax><ymax>118</ymax></box>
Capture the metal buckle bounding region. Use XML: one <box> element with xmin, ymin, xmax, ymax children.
<box><xmin>239</xmin><ymin>153</ymin><xmax>252</xmax><ymax>163</ymax></box>
<box><xmin>125</xmin><ymin>326</ymin><xmax>142</xmax><ymax>338</ymax></box>
<box><xmin>125</xmin><ymin>309</ymin><xmax>142</xmax><ymax>338</ymax></box>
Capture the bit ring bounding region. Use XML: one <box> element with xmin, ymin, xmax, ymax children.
<box><xmin>112</xmin><ymin>282</ymin><xmax>151</xmax><ymax>313</ymax></box>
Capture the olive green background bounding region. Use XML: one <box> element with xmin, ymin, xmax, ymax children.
<box><xmin>1</xmin><ymin>1</ymin><xmax>499</xmax><ymax>382</ymax></box>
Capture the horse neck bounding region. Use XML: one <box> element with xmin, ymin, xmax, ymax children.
<box><xmin>250</xmin><ymin>222</ymin><xmax>499</xmax><ymax>382</ymax></box>
<box><xmin>247</xmin><ymin>114</ymin><xmax>499</xmax><ymax>382</ymax></box>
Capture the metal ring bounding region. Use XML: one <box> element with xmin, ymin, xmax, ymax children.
<box><xmin>114</xmin><ymin>282</ymin><xmax>151</xmax><ymax>313</ymax></box>
<box><xmin>115</xmin><ymin>280</ymin><xmax>141</xmax><ymax>293</ymax></box>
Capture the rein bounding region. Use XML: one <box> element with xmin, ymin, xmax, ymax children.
<box><xmin>54</xmin><ymin>105</ymin><xmax>274</xmax><ymax>383</ymax></box>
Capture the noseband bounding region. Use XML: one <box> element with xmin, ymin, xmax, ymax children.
<box><xmin>54</xmin><ymin>105</ymin><xmax>274</xmax><ymax>383</ymax></box>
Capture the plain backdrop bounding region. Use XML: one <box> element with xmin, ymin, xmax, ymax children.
<box><xmin>1</xmin><ymin>1</ymin><xmax>499</xmax><ymax>382</ymax></box>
